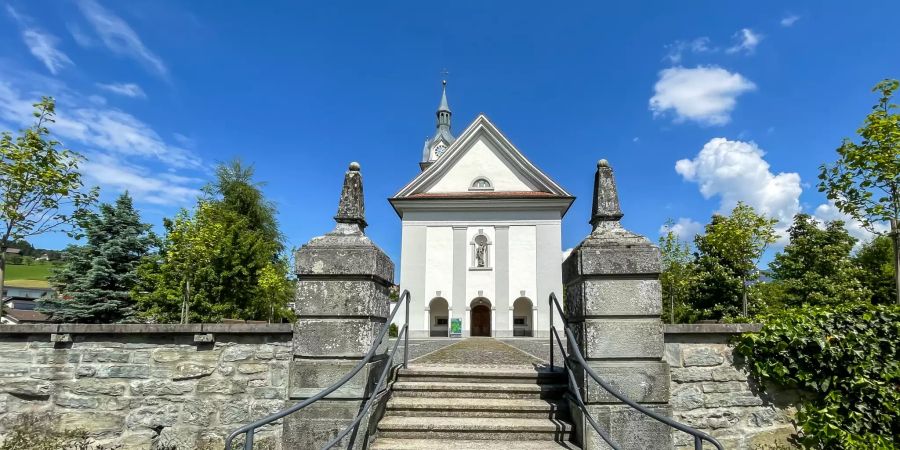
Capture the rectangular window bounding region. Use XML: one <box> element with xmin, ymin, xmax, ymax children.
<box><xmin>513</xmin><ymin>317</ymin><xmax>526</xmax><ymax>326</ymax></box>
<box><xmin>436</xmin><ymin>318</ymin><xmax>448</xmax><ymax>326</ymax></box>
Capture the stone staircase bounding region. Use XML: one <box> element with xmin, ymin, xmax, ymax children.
<box><xmin>371</xmin><ymin>365</ymin><xmax>579</xmax><ymax>449</ymax></box>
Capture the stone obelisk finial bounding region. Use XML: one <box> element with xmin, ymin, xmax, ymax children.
<box><xmin>332</xmin><ymin>161</ymin><xmax>367</xmax><ymax>234</ymax></box>
<box><xmin>590</xmin><ymin>159</ymin><xmax>624</xmax><ymax>231</ymax></box>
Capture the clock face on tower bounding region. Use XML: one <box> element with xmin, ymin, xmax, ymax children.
<box><xmin>433</xmin><ymin>144</ymin><xmax>447</xmax><ymax>158</ymax></box>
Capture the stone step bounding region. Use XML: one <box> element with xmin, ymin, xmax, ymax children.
<box><xmin>386</xmin><ymin>397</ymin><xmax>569</xmax><ymax>419</ymax></box>
<box><xmin>371</xmin><ymin>438</ymin><xmax>580</xmax><ymax>449</ymax></box>
<box><xmin>398</xmin><ymin>365</ymin><xmax>565</xmax><ymax>385</ymax></box>
<box><xmin>376</xmin><ymin>416</ymin><xmax>575</xmax><ymax>441</ymax></box>
<box><xmin>391</xmin><ymin>381</ymin><xmax>568</xmax><ymax>399</ymax></box>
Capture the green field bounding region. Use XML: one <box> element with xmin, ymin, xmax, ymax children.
<box><xmin>4</xmin><ymin>263</ymin><xmax>55</xmax><ymax>288</ymax></box>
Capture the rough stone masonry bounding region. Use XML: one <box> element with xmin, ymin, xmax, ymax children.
<box><xmin>0</xmin><ymin>324</ymin><xmax>291</xmax><ymax>450</ymax></box>
<box><xmin>284</xmin><ymin>162</ymin><xmax>395</xmax><ymax>449</ymax></box>
<box><xmin>562</xmin><ymin>160</ymin><xmax>674</xmax><ymax>449</ymax></box>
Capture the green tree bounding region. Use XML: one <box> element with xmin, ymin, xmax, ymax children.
<box><xmin>134</xmin><ymin>203</ymin><xmax>226</xmax><ymax>323</ymax></box>
<box><xmin>135</xmin><ymin>160</ymin><xmax>294</xmax><ymax>323</ymax></box>
<box><xmin>819</xmin><ymin>79</ymin><xmax>900</xmax><ymax>305</ymax></box>
<box><xmin>854</xmin><ymin>235</ymin><xmax>898</xmax><ymax>305</ymax></box>
<box><xmin>691</xmin><ymin>203</ymin><xmax>778</xmax><ymax>320</ymax></box>
<box><xmin>0</xmin><ymin>98</ymin><xmax>96</xmax><ymax>306</ymax></box>
<box><xmin>769</xmin><ymin>213</ymin><xmax>869</xmax><ymax>307</ymax></box>
<box><xmin>38</xmin><ymin>193</ymin><xmax>154</xmax><ymax>323</ymax></box>
<box><xmin>658</xmin><ymin>222</ymin><xmax>698</xmax><ymax>323</ymax></box>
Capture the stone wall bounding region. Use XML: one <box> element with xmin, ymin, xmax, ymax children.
<box><xmin>0</xmin><ymin>323</ymin><xmax>803</xmax><ymax>450</ymax></box>
<box><xmin>665</xmin><ymin>324</ymin><xmax>798</xmax><ymax>450</ymax></box>
<box><xmin>0</xmin><ymin>324</ymin><xmax>292</xmax><ymax>450</ymax></box>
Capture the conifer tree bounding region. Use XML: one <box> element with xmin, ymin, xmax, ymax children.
<box><xmin>769</xmin><ymin>213</ymin><xmax>869</xmax><ymax>306</ymax></box>
<box><xmin>39</xmin><ymin>193</ymin><xmax>154</xmax><ymax>323</ymax></box>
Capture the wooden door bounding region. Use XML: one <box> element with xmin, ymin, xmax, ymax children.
<box><xmin>471</xmin><ymin>305</ymin><xmax>491</xmax><ymax>337</ymax></box>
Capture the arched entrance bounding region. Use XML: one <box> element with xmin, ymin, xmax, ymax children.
<box><xmin>512</xmin><ymin>297</ymin><xmax>534</xmax><ymax>337</ymax></box>
<box><xmin>428</xmin><ymin>297</ymin><xmax>449</xmax><ymax>337</ymax></box>
<box><xmin>470</xmin><ymin>298</ymin><xmax>492</xmax><ymax>337</ymax></box>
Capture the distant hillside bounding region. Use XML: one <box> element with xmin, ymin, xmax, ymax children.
<box><xmin>6</xmin><ymin>239</ymin><xmax>64</xmax><ymax>261</ymax></box>
<box><xmin>4</xmin><ymin>263</ymin><xmax>55</xmax><ymax>288</ymax></box>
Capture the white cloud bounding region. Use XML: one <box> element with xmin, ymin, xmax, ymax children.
<box><xmin>0</xmin><ymin>81</ymin><xmax>199</xmax><ymax>169</ymax></box>
<box><xmin>81</xmin><ymin>153</ymin><xmax>202</xmax><ymax>206</ymax></box>
<box><xmin>813</xmin><ymin>202</ymin><xmax>888</xmax><ymax>244</ymax></box>
<box><xmin>664</xmin><ymin>37</ymin><xmax>713</xmax><ymax>64</ymax></box>
<box><xmin>0</xmin><ymin>76</ymin><xmax>205</xmax><ymax>206</ymax></box>
<box><xmin>780</xmin><ymin>15</ymin><xmax>800</xmax><ymax>27</ymax></box>
<box><xmin>0</xmin><ymin>76</ymin><xmax>203</xmax><ymax>206</ymax></box>
<box><xmin>675</xmin><ymin>138</ymin><xmax>802</xmax><ymax>234</ymax></box>
<box><xmin>97</xmin><ymin>82</ymin><xmax>146</xmax><ymax>98</ymax></box>
<box><xmin>67</xmin><ymin>22</ymin><xmax>95</xmax><ymax>47</ymax></box>
<box><xmin>650</xmin><ymin>66</ymin><xmax>756</xmax><ymax>126</ymax></box>
<box><xmin>562</xmin><ymin>248</ymin><xmax>573</xmax><ymax>261</ymax></box>
<box><xmin>76</xmin><ymin>0</ymin><xmax>167</xmax><ymax>77</ymax></box>
<box><xmin>6</xmin><ymin>6</ymin><xmax>74</xmax><ymax>75</ymax></box>
<box><xmin>726</xmin><ymin>28</ymin><xmax>762</xmax><ymax>55</ymax></box>
<box><xmin>21</xmin><ymin>30</ymin><xmax>74</xmax><ymax>75</ymax></box>
<box><xmin>660</xmin><ymin>218</ymin><xmax>704</xmax><ymax>241</ymax></box>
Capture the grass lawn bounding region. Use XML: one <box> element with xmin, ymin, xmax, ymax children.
<box><xmin>4</xmin><ymin>263</ymin><xmax>55</xmax><ymax>288</ymax></box>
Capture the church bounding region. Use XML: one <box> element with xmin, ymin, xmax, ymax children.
<box><xmin>390</xmin><ymin>82</ymin><xmax>574</xmax><ymax>338</ymax></box>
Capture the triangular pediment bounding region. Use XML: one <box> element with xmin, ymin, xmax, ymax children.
<box><xmin>395</xmin><ymin>115</ymin><xmax>571</xmax><ymax>198</ymax></box>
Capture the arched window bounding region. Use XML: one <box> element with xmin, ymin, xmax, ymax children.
<box><xmin>469</xmin><ymin>177</ymin><xmax>493</xmax><ymax>191</ymax></box>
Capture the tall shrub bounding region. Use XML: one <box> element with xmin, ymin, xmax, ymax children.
<box><xmin>735</xmin><ymin>304</ymin><xmax>900</xmax><ymax>449</ymax></box>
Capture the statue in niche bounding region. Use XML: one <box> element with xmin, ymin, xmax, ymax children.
<box><xmin>474</xmin><ymin>235</ymin><xmax>488</xmax><ymax>268</ymax></box>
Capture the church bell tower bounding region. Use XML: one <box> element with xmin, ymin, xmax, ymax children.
<box><xmin>420</xmin><ymin>80</ymin><xmax>456</xmax><ymax>171</ymax></box>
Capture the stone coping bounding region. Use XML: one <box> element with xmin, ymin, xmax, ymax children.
<box><xmin>0</xmin><ymin>323</ymin><xmax>758</xmax><ymax>336</ymax></box>
<box><xmin>664</xmin><ymin>323</ymin><xmax>761</xmax><ymax>334</ymax></box>
<box><xmin>0</xmin><ymin>323</ymin><xmax>293</xmax><ymax>334</ymax></box>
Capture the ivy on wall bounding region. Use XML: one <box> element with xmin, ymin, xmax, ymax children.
<box><xmin>735</xmin><ymin>304</ymin><xmax>899</xmax><ymax>449</ymax></box>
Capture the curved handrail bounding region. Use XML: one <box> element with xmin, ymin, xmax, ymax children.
<box><xmin>549</xmin><ymin>292</ymin><xmax>724</xmax><ymax>450</ymax></box>
<box><xmin>321</xmin><ymin>322</ymin><xmax>407</xmax><ymax>448</ymax></box>
<box><xmin>224</xmin><ymin>290</ymin><xmax>411</xmax><ymax>450</ymax></box>
<box><xmin>550</xmin><ymin>326</ymin><xmax>622</xmax><ymax>450</ymax></box>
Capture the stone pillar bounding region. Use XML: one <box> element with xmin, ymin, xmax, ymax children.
<box><xmin>282</xmin><ymin>162</ymin><xmax>395</xmax><ymax>449</ymax></box>
<box><xmin>563</xmin><ymin>160</ymin><xmax>672</xmax><ymax>449</ymax></box>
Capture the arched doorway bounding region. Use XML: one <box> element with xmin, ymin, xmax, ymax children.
<box><xmin>470</xmin><ymin>298</ymin><xmax>492</xmax><ymax>337</ymax></box>
<box><xmin>512</xmin><ymin>297</ymin><xmax>534</xmax><ymax>337</ymax></box>
<box><xmin>428</xmin><ymin>298</ymin><xmax>449</xmax><ymax>337</ymax></box>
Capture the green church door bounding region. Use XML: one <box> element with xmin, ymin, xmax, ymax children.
<box><xmin>471</xmin><ymin>305</ymin><xmax>491</xmax><ymax>337</ymax></box>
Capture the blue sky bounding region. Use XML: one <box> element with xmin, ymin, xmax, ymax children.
<box><xmin>2</xmin><ymin>1</ymin><xmax>898</xmax><ymax>265</ymax></box>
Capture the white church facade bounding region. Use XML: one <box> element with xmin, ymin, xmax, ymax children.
<box><xmin>390</xmin><ymin>82</ymin><xmax>573</xmax><ymax>338</ymax></box>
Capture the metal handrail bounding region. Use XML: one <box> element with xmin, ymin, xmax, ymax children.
<box><xmin>321</xmin><ymin>320</ymin><xmax>407</xmax><ymax>448</ymax></box>
<box><xmin>549</xmin><ymin>292</ymin><xmax>724</xmax><ymax>450</ymax></box>
<box><xmin>550</xmin><ymin>326</ymin><xmax>623</xmax><ymax>449</ymax></box>
<box><xmin>224</xmin><ymin>290</ymin><xmax>411</xmax><ymax>450</ymax></box>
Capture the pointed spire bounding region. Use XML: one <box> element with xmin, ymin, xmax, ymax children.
<box><xmin>436</xmin><ymin>80</ymin><xmax>451</xmax><ymax>131</ymax></box>
<box><xmin>421</xmin><ymin>79</ymin><xmax>456</xmax><ymax>170</ymax></box>
<box><xmin>332</xmin><ymin>162</ymin><xmax>367</xmax><ymax>234</ymax></box>
<box><xmin>590</xmin><ymin>159</ymin><xmax>624</xmax><ymax>230</ymax></box>
<box><xmin>438</xmin><ymin>80</ymin><xmax>451</xmax><ymax>113</ymax></box>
